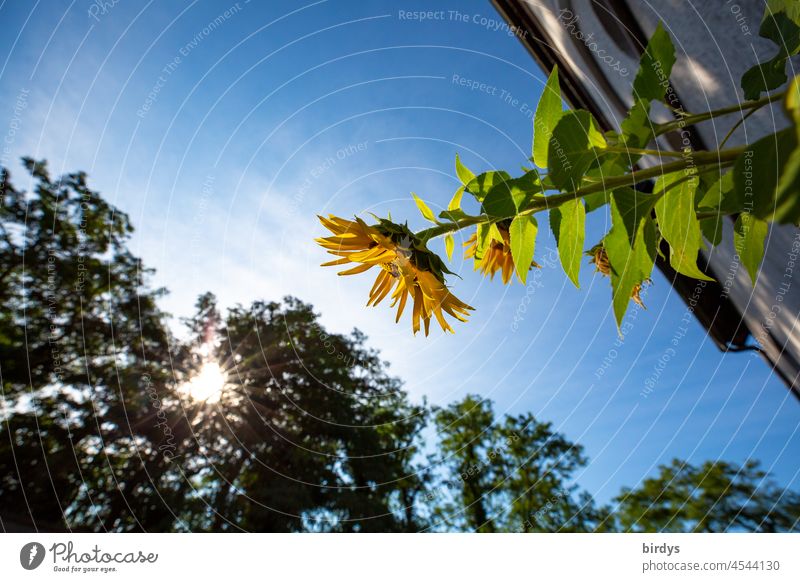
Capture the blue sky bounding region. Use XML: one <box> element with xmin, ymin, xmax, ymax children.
<box><xmin>1</xmin><ymin>0</ymin><xmax>799</xmax><ymax>505</ymax></box>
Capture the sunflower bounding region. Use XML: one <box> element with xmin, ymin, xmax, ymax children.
<box><xmin>463</xmin><ymin>223</ymin><xmax>539</xmax><ymax>284</ymax></box>
<box><xmin>316</xmin><ymin>215</ymin><xmax>473</xmax><ymax>335</ymax></box>
<box><xmin>588</xmin><ymin>244</ymin><xmax>612</xmax><ymax>277</ymax></box>
<box><xmin>587</xmin><ymin>244</ymin><xmax>648</xmax><ymax>308</ymax></box>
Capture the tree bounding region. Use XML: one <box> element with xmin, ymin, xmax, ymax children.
<box><xmin>0</xmin><ymin>159</ymin><xmax>187</xmax><ymax>531</ymax></box>
<box><xmin>431</xmin><ymin>395</ymin><xmax>611</xmax><ymax>532</ymax></box>
<box><xmin>492</xmin><ymin>413</ymin><xmax>612</xmax><ymax>532</ymax></box>
<box><xmin>432</xmin><ymin>395</ymin><xmax>499</xmax><ymax>532</ymax></box>
<box><xmin>0</xmin><ymin>160</ymin><xmax>426</xmax><ymax>532</ymax></box>
<box><xmin>176</xmin><ymin>294</ymin><xmax>429</xmax><ymax>532</ymax></box>
<box><xmin>615</xmin><ymin>458</ymin><xmax>800</xmax><ymax>532</ymax></box>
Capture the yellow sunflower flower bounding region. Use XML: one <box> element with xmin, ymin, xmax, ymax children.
<box><xmin>316</xmin><ymin>215</ymin><xmax>473</xmax><ymax>335</ymax></box>
<box><xmin>463</xmin><ymin>224</ymin><xmax>539</xmax><ymax>284</ymax></box>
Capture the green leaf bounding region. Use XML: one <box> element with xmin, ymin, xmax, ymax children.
<box><xmin>698</xmin><ymin>171</ymin><xmax>737</xmax><ymax>213</ymax></box>
<box><xmin>767</xmin><ymin>0</ymin><xmax>800</xmax><ymax>22</ymax></box>
<box><xmin>619</xmin><ymin>23</ymin><xmax>675</xmax><ymax>148</ymax></box>
<box><xmin>632</xmin><ymin>23</ymin><xmax>676</xmax><ymax>103</ymax></box>
<box><xmin>740</xmin><ymin>10</ymin><xmax>800</xmax><ymax>99</ymax></box>
<box><xmin>488</xmin><ymin>223</ymin><xmax>504</xmax><ymax>244</ymax></box>
<box><xmin>547</xmin><ymin>110</ymin><xmax>606</xmax><ymax>192</ymax></box>
<box><xmin>605</xmin><ymin>188</ymin><xmax>658</xmax><ymax>326</ymax></box>
<box><xmin>473</xmin><ymin>222</ymin><xmax>505</xmax><ymax>264</ymax></box>
<box><xmin>785</xmin><ymin>75</ymin><xmax>800</xmax><ymax>131</ymax></box>
<box><xmin>412</xmin><ymin>192</ymin><xmax>438</xmax><ymax>223</ymax></box>
<box><xmin>733</xmin><ymin>128</ymin><xmax>800</xmax><ymax>223</ymax></box>
<box><xmin>582</xmin><ymin>158</ymin><xmax>627</xmax><ymax>212</ymax></box>
<box><xmin>620</xmin><ymin>23</ymin><xmax>675</xmax><ymax>147</ymax></box>
<box><xmin>654</xmin><ymin>174</ymin><xmax>714</xmax><ymax>281</ymax></box>
<box><xmin>699</xmin><ymin>213</ymin><xmax>724</xmax><ymax>247</ymax></box>
<box><xmin>583</xmin><ymin>191</ymin><xmax>609</xmax><ymax>213</ymax></box>
<box><xmin>733</xmin><ymin>213</ymin><xmax>768</xmax><ymax>283</ymax></box>
<box><xmin>509</xmin><ymin>215</ymin><xmax>538</xmax><ymax>284</ymax></box>
<box><xmin>608</xmin><ymin>188</ymin><xmax>659</xmax><ymax>247</ymax></box>
<box><xmin>549</xmin><ymin>198</ymin><xmax>585</xmax><ymax>287</ymax></box>
<box><xmin>455</xmin><ymin>154</ymin><xmax>476</xmax><ymax>185</ymax></box>
<box><xmin>438</xmin><ymin>208</ymin><xmax>470</xmax><ymax>222</ymax></box>
<box><xmin>444</xmin><ymin>233</ymin><xmax>455</xmax><ymax>261</ymax></box>
<box><xmin>533</xmin><ymin>66</ymin><xmax>564</xmax><ymax>168</ymax></box>
<box><xmin>448</xmin><ymin>186</ymin><xmax>464</xmax><ymax>211</ymax></box>
<box><xmin>620</xmin><ymin>99</ymin><xmax>655</xmax><ymax>148</ymax></box>
<box><xmin>481</xmin><ymin>170</ymin><xmax>542</xmax><ymax>219</ymax></box>
<box><xmin>776</xmin><ymin>147</ymin><xmax>800</xmax><ymax>223</ymax></box>
<box><xmin>742</xmin><ymin>56</ymin><xmax>793</xmax><ymax>101</ymax></box>
<box><xmin>482</xmin><ymin>184</ymin><xmax>519</xmax><ymax>220</ymax></box>
<box><xmin>465</xmin><ymin>171</ymin><xmax>512</xmax><ymax>202</ymax></box>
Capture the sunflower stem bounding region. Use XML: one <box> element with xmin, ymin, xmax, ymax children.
<box><xmin>653</xmin><ymin>90</ymin><xmax>784</xmax><ymax>136</ymax></box>
<box><xmin>415</xmin><ymin>146</ymin><xmax>745</xmax><ymax>241</ymax></box>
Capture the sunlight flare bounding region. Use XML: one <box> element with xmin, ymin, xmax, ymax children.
<box><xmin>181</xmin><ymin>362</ymin><xmax>227</xmax><ymax>403</ymax></box>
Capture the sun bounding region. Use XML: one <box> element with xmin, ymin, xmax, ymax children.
<box><xmin>181</xmin><ymin>362</ymin><xmax>227</xmax><ymax>403</ymax></box>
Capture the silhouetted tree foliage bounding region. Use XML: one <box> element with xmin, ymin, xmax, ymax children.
<box><xmin>0</xmin><ymin>159</ymin><xmax>185</xmax><ymax>531</ymax></box>
<box><xmin>615</xmin><ymin>459</ymin><xmax>800</xmax><ymax>532</ymax></box>
<box><xmin>176</xmin><ymin>293</ymin><xmax>429</xmax><ymax>532</ymax></box>
<box><xmin>431</xmin><ymin>395</ymin><xmax>613</xmax><ymax>532</ymax></box>
<box><xmin>1</xmin><ymin>160</ymin><xmax>798</xmax><ymax>532</ymax></box>
<box><xmin>0</xmin><ymin>161</ymin><xmax>427</xmax><ymax>532</ymax></box>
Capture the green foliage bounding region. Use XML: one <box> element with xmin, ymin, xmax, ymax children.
<box><xmin>631</xmin><ymin>23</ymin><xmax>676</xmax><ymax>104</ymax></box>
<box><xmin>3</xmin><ymin>158</ymin><xmax>798</xmax><ymax>532</ymax></box>
<box><xmin>654</xmin><ymin>173</ymin><xmax>713</xmax><ymax>281</ymax></box>
<box><xmin>473</xmin><ymin>221</ymin><xmax>504</xmax><ymax>263</ymax></box>
<box><xmin>444</xmin><ymin>232</ymin><xmax>455</xmax><ymax>261</ymax></box>
<box><xmin>622</xmin><ymin>23</ymin><xmax>676</xmax><ymax>148</ymax></box>
<box><xmin>0</xmin><ymin>161</ymin><xmax>427</xmax><ymax>533</ymax></box>
<box><xmin>9</xmin><ymin>139</ymin><xmax>800</xmax><ymax>532</ymax></box>
<box><xmin>786</xmin><ymin>75</ymin><xmax>800</xmax><ymax>130</ymax></box>
<box><xmin>509</xmin><ymin>214</ymin><xmax>538</xmax><ymax>284</ymax></box>
<box><xmin>465</xmin><ymin>170</ymin><xmax>511</xmax><ymax>202</ymax></box>
<box><xmin>735</xmin><ymin>128</ymin><xmax>800</xmax><ymax>223</ymax></box>
<box><xmin>605</xmin><ymin>189</ymin><xmax>658</xmax><ymax>326</ymax></box>
<box><xmin>412</xmin><ymin>192</ymin><xmax>437</xmax><ymax>224</ymax></box>
<box><xmin>433</xmin><ymin>396</ymin><xmax>499</xmax><ymax>532</ymax></box>
<box><xmin>741</xmin><ymin>3</ymin><xmax>800</xmax><ymax>100</ymax></box>
<box><xmin>547</xmin><ymin>110</ymin><xmax>606</xmax><ymax>191</ymax></box>
<box><xmin>0</xmin><ymin>160</ymin><xmax>181</xmax><ymax>531</ymax></box>
<box><xmin>699</xmin><ymin>171</ymin><xmax>737</xmax><ymax>214</ymax></box>
<box><xmin>533</xmin><ymin>66</ymin><xmax>563</xmax><ymax>168</ymax></box>
<box><xmin>319</xmin><ymin>9</ymin><xmax>800</xmax><ymax>335</ymax></box>
<box><xmin>616</xmin><ymin>458</ymin><xmax>800</xmax><ymax>532</ymax></box>
<box><xmin>733</xmin><ymin>213</ymin><xmax>768</xmax><ymax>282</ymax></box>
<box><xmin>432</xmin><ymin>396</ymin><xmax>609</xmax><ymax>533</ymax></box>
<box><xmin>550</xmin><ymin>198</ymin><xmax>586</xmax><ymax>287</ymax></box>
<box><xmin>184</xmin><ymin>296</ymin><xmax>428</xmax><ymax>532</ymax></box>
<box><xmin>699</xmin><ymin>212</ymin><xmax>724</xmax><ymax>247</ymax></box>
<box><xmin>447</xmin><ymin>186</ymin><xmax>464</xmax><ymax>211</ymax></box>
<box><xmin>455</xmin><ymin>153</ymin><xmax>475</xmax><ymax>185</ymax></box>
<box><xmin>481</xmin><ymin>170</ymin><xmax>541</xmax><ymax>219</ymax></box>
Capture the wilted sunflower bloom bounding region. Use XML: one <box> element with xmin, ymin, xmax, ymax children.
<box><xmin>316</xmin><ymin>215</ymin><xmax>473</xmax><ymax>335</ymax></box>
<box><xmin>588</xmin><ymin>243</ymin><xmax>612</xmax><ymax>277</ymax></box>
<box><xmin>587</xmin><ymin>244</ymin><xmax>648</xmax><ymax>308</ymax></box>
<box><xmin>464</xmin><ymin>223</ymin><xmax>539</xmax><ymax>284</ymax></box>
